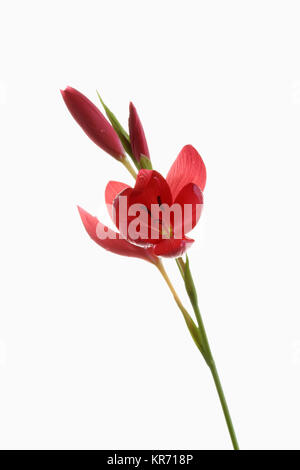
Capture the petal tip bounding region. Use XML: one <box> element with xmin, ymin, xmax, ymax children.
<box><xmin>77</xmin><ymin>205</ymin><xmax>92</xmax><ymax>226</ymax></box>
<box><xmin>77</xmin><ymin>205</ymin><xmax>85</xmax><ymax>216</ymax></box>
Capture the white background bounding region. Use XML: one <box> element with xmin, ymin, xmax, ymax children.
<box><xmin>1</xmin><ymin>0</ymin><xmax>300</xmax><ymax>450</ymax></box>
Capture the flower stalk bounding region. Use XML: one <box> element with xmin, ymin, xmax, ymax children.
<box><xmin>156</xmin><ymin>260</ymin><xmax>207</xmax><ymax>357</ymax></box>
<box><xmin>178</xmin><ymin>255</ymin><xmax>239</xmax><ymax>450</ymax></box>
<box><xmin>122</xmin><ymin>145</ymin><xmax>239</xmax><ymax>450</ymax></box>
<box><xmin>121</xmin><ymin>157</ymin><xmax>137</xmax><ymax>179</ymax></box>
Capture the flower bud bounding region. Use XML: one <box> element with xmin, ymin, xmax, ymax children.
<box><xmin>61</xmin><ymin>86</ymin><xmax>125</xmax><ymax>160</ymax></box>
<box><xmin>128</xmin><ymin>102</ymin><xmax>150</xmax><ymax>164</ymax></box>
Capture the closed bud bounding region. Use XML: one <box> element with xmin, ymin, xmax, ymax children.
<box><xmin>128</xmin><ymin>102</ymin><xmax>151</xmax><ymax>165</ymax></box>
<box><xmin>61</xmin><ymin>86</ymin><xmax>125</xmax><ymax>160</ymax></box>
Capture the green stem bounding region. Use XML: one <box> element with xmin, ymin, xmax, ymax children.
<box><xmin>121</xmin><ymin>157</ymin><xmax>137</xmax><ymax>179</ymax></box>
<box><xmin>175</xmin><ymin>257</ymin><xmax>185</xmax><ymax>278</ymax></box>
<box><xmin>176</xmin><ymin>256</ymin><xmax>239</xmax><ymax>450</ymax></box>
<box><xmin>210</xmin><ymin>361</ymin><xmax>239</xmax><ymax>450</ymax></box>
<box><xmin>155</xmin><ymin>260</ymin><xmax>206</xmax><ymax>354</ymax></box>
<box><xmin>191</xmin><ymin>295</ymin><xmax>239</xmax><ymax>450</ymax></box>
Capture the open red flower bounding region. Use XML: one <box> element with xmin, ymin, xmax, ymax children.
<box><xmin>78</xmin><ymin>145</ymin><xmax>206</xmax><ymax>259</ymax></box>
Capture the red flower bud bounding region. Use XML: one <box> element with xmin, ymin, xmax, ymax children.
<box><xmin>61</xmin><ymin>86</ymin><xmax>125</xmax><ymax>160</ymax></box>
<box><xmin>128</xmin><ymin>102</ymin><xmax>150</xmax><ymax>162</ymax></box>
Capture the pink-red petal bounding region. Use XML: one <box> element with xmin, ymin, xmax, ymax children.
<box><xmin>131</xmin><ymin>170</ymin><xmax>172</xmax><ymax>208</ymax></box>
<box><xmin>173</xmin><ymin>183</ymin><xmax>203</xmax><ymax>236</ymax></box>
<box><xmin>166</xmin><ymin>145</ymin><xmax>207</xmax><ymax>200</ymax></box>
<box><xmin>78</xmin><ymin>206</ymin><xmax>157</xmax><ymax>264</ymax></box>
<box><xmin>105</xmin><ymin>181</ymin><xmax>131</xmax><ymax>221</ymax></box>
<box><xmin>153</xmin><ymin>237</ymin><xmax>194</xmax><ymax>258</ymax></box>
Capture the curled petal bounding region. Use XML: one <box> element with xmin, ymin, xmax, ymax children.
<box><xmin>78</xmin><ymin>206</ymin><xmax>158</xmax><ymax>264</ymax></box>
<box><xmin>173</xmin><ymin>183</ymin><xmax>203</xmax><ymax>235</ymax></box>
<box><xmin>128</xmin><ymin>102</ymin><xmax>150</xmax><ymax>162</ymax></box>
<box><xmin>61</xmin><ymin>87</ymin><xmax>125</xmax><ymax>160</ymax></box>
<box><xmin>153</xmin><ymin>237</ymin><xmax>194</xmax><ymax>258</ymax></box>
<box><xmin>166</xmin><ymin>145</ymin><xmax>207</xmax><ymax>199</ymax></box>
<box><xmin>132</xmin><ymin>170</ymin><xmax>172</xmax><ymax>208</ymax></box>
<box><xmin>105</xmin><ymin>180</ymin><xmax>131</xmax><ymax>221</ymax></box>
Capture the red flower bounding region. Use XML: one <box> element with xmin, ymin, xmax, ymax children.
<box><xmin>78</xmin><ymin>145</ymin><xmax>206</xmax><ymax>259</ymax></box>
<box><xmin>128</xmin><ymin>102</ymin><xmax>150</xmax><ymax>162</ymax></box>
<box><xmin>61</xmin><ymin>86</ymin><xmax>125</xmax><ymax>160</ymax></box>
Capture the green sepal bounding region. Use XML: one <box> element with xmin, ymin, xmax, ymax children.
<box><xmin>184</xmin><ymin>255</ymin><xmax>198</xmax><ymax>306</ymax></box>
<box><xmin>181</xmin><ymin>309</ymin><xmax>206</xmax><ymax>357</ymax></box>
<box><xmin>185</xmin><ymin>312</ymin><xmax>210</xmax><ymax>363</ymax></box>
<box><xmin>175</xmin><ymin>257</ymin><xmax>185</xmax><ymax>279</ymax></box>
<box><xmin>96</xmin><ymin>91</ymin><xmax>140</xmax><ymax>170</ymax></box>
<box><xmin>139</xmin><ymin>155</ymin><xmax>153</xmax><ymax>170</ymax></box>
<box><xmin>183</xmin><ymin>256</ymin><xmax>211</xmax><ymax>363</ymax></box>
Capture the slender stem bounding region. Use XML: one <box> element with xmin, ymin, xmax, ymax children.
<box><xmin>156</xmin><ymin>260</ymin><xmax>187</xmax><ymax>314</ymax></box>
<box><xmin>190</xmin><ymin>297</ymin><xmax>239</xmax><ymax>450</ymax></box>
<box><xmin>210</xmin><ymin>361</ymin><xmax>239</xmax><ymax>450</ymax></box>
<box><xmin>122</xmin><ymin>157</ymin><xmax>137</xmax><ymax>179</ymax></box>
<box><xmin>155</xmin><ymin>260</ymin><xmax>204</xmax><ymax>353</ymax></box>
<box><xmin>175</xmin><ymin>257</ymin><xmax>185</xmax><ymax>278</ymax></box>
<box><xmin>176</xmin><ymin>256</ymin><xmax>239</xmax><ymax>450</ymax></box>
